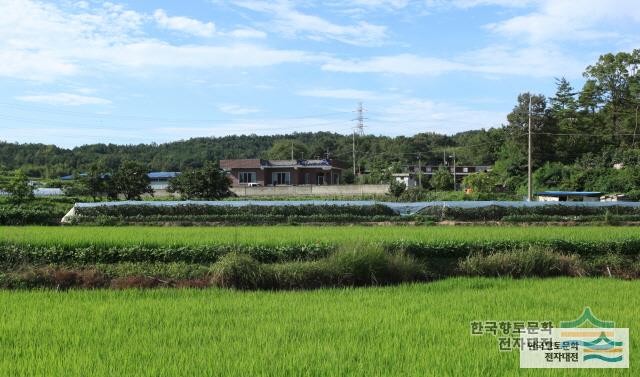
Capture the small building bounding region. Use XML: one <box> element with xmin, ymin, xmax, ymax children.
<box><xmin>535</xmin><ymin>191</ymin><xmax>604</xmax><ymax>202</ymax></box>
<box><xmin>408</xmin><ymin>165</ymin><xmax>491</xmax><ymax>182</ymax></box>
<box><xmin>392</xmin><ymin>173</ymin><xmax>418</xmax><ymax>188</ymax></box>
<box><xmin>60</xmin><ymin>171</ymin><xmax>179</xmax><ymax>191</ymax></box>
<box><xmin>220</xmin><ymin>159</ymin><xmax>343</xmax><ymax>186</ymax></box>
<box><xmin>60</xmin><ymin>173</ymin><xmax>86</xmax><ymax>181</ymax></box>
<box><xmin>148</xmin><ymin>172</ymin><xmax>180</xmax><ymax>190</ymax></box>
<box><xmin>600</xmin><ymin>194</ymin><xmax>631</xmax><ymax>202</ymax></box>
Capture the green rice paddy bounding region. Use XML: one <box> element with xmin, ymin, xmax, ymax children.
<box><xmin>2</xmin><ymin>225</ymin><xmax>639</xmax><ymax>247</ymax></box>
<box><xmin>0</xmin><ymin>278</ymin><xmax>636</xmax><ymax>376</ymax></box>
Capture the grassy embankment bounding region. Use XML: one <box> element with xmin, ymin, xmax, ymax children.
<box><xmin>1</xmin><ymin>226</ymin><xmax>639</xmax><ymax>288</ymax></box>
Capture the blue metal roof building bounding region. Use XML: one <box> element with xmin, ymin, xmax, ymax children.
<box><xmin>148</xmin><ymin>172</ymin><xmax>181</xmax><ymax>179</ymax></box>
<box><xmin>535</xmin><ymin>191</ymin><xmax>604</xmax><ymax>202</ymax></box>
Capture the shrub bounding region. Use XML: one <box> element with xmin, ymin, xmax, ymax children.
<box><xmin>582</xmin><ymin>254</ymin><xmax>640</xmax><ymax>279</ymax></box>
<box><xmin>389</xmin><ymin>180</ymin><xmax>406</xmax><ymax>198</ymax></box>
<box><xmin>0</xmin><ymin>267</ymin><xmax>108</xmax><ymax>289</ymax></box>
<box><xmin>94</xmin><ymin>262</ymin><xmax>212</xmax><ymax>280</ymax></box>
<box><xmin>210</xmin><ymin>253</ymin><xmax>263</xmax><ymax>289</ymax></box>
<box><xmin>458</xmin><ymin>247</ymin><xmax>584</xmax><ymax>278</ymax></box>
<box><xmin>420</xmin><ymin>204</ymin><xmax>640</xmax><ymax>222</ymax></box>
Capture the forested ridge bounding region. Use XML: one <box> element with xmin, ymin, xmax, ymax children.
<box><xmin>1</xmin><ymin>49</ymin><xmax>639</xmax><ymax>194</ymax></box>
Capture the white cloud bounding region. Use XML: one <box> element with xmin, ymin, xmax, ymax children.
<box><xmin>86</xmin><ymin>42</ymin><xmax>315</xmax><ymax>69</ymax></box>
<box><xmin>217</xmin><ymin>103</ymin><xmax>260</xmax><ymax>115</ymax></box>
<box><xmin>16</xmin><ymin>92</ymin><xmax>112</xmax><ymax>106</ymax></box>
<box><xmin>322</xmin><ymin>44</ymin><xmax>585</xmax><ymax>78</ymax></box>
<box><xmin>0</xmin><ymin>0</ymin><xmax>315</xmax><ymax>81</ymax></box>
<box><xmin>347</xmin><ymin>0</ymin><xmax>409</xmax><ymax>7</ymax></box>
<box><xmin>297</xmin><ymin>88</ymin><xmax>391</xmax><ymax>101</ymax></box>
<box><xmin>461</xmin><ymin>45</ymin><xmax>585</xmax><ymax>77</ymax></box>
<box><xmin>485</xmin><ymin>0</ymin><xmax>640</xmax><ymax>43</ymax></box>
<box><xmin>448</xmin><ymin>0</ymin><xmax>538</xmax><ymax>9</ymax></box>
<box><xmin>367</xmin><ymin>98</ymin><xmax>507</xmax><ymax>135</ymax></box>
<box><xmin>224</xmin><ymin>28</ymin><xmax>267</xmax><ymax>38</ymax></box>
<box><xmin>153</xmin><ymin>9</ymin><xmax>215</xmax><ymax>37</ymax></box>
<box><xmin>234</xmin><ymin>0</ymin><xmax>387</xmax><ymax>46</ymax></box>
<box><xmin>322</xmin><ymin>54</ymin><xmax>467</xmax><ymax>75</ymax></box>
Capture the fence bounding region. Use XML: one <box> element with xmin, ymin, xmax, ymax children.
<box><xmin>229</xmin><ymin>184</ymin><xmax>390</xmax><ymax>197</ymax></box>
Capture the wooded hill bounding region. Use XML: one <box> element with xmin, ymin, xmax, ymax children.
<box><xmin>1</xmin><ymin>49</ymin><xmax>639</xmax><ymax>194</ymax></box>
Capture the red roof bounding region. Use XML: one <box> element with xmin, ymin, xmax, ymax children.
<box><xmin>219</xmin><ymin>159</ymin><xmax>261</xmax><ymax>169</ymax></box>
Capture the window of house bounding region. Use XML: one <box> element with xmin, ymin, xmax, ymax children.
<box><xmin>463</xmin><ymin>167</ymin><xmax>468</xmax><ymax>173</ymax></box>
<box><xmin>304</xmin><ymin>173</ymin><xmax>310</xmax><ymax>184</ymax></box>
<box><xmin>239</xmin><ymin>172</ymin><xmax>256</xmax><ymax>184</ymax></box>
<box><xmin>316</xmin><ymin>174</ymin><xmax>325</xmax><ymax>185</ymax></box>
<box><xmin>272</xmin><ymin>172</ymin><xmax>291</xmax><ymax>185</ymax></box>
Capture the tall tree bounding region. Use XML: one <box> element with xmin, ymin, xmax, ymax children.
<box><xmin>431</xmin><ymin>165</ymin><xmax>454</xmax><ymax>191</ymax></box>
<box><xmin>82</xmin><ymin>163</ymin><xmax>109</xmax><ymax>199</ymax></box>
<box><xmin>503</xmin><ymin>92</ymin><xmax>556</xmax><ymax>168</ymax></box>
<box><xmin>550</xmin><ymin>78</ymin><xmax>582</xmax><ymax>162</ymax></box>
<box><xmin>168</xmin><ymin>162</ymin><xmax>230</xmax><ymax>200</ymax></box>
<box><xmin>4</xmin><ymin>170</ymin><xmax>34</xmax><ymax>203</ymax></box>
<box><xmin>584</xmin><ymin>49</ymin><xmax>640</xmax><ymax>141</ymax></box>
<box><xmin>112</xmin><ymin>161</ymin><xmax>153</xmax><ymax>200</ymax></box>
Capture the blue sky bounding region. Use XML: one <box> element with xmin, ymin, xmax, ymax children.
<box><xmin>1</xmin><ymin>0</ymin><xmax>639</xmax><ymax>147</ymax></box>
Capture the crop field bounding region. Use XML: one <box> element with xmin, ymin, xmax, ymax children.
<box><xmin>2</xmin><ymin>225</ymin><xmax>639</xmax><ymax>247</ymax></box>
<box><xmin>0</xmin><ymin>278</ymin><xmax>636</xmax><ymax>376</ymax></box>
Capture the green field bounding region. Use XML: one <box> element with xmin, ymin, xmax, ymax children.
<box><xmin>0</xmin><ymin>278</ymin><xmax>635</xmax><ymax>376</ymax></box>
<box><xmin>2</xmin><ymin>225</ymin><xmax>639</xmax><ymax>247</ymax></box>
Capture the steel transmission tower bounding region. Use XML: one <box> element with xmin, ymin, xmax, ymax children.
<box><xmin>352</xmin><ymin>102</ymin><xmax>366</xmax><ymax>176</ymax></box>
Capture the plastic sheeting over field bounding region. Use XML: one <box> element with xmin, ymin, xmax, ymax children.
<box><xmin>73</xmin><ymin>200</ymin><xmax>640</xmax><ymax>216</ymax></box>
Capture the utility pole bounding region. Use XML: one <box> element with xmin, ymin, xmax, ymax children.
<box><xmin>291</xmin><ymin>140</ymin><xmax>294</xmax><ymax>161</ymax></box>
<box><xmin>352</xmin><ymin>130</ymin><xmax>356</xmax><ymax>177</ymax></box>
<box><xmin>527</xmin><ymin>94</ymin><xmax>533</xmax><ymax>201</ymax></box>
<box><xmin>449</xmin><ymin>152</ymin><xmax>456</xmax><ymax>191</ymax></box>
<box><xmin>633</xmin><ymin>100</ymin><xmax>639</xmax><ymax>147</ymax></box>
<box><xmin>417</xmin><ymin>153</ymin><xmax>422</xmax><ymax>188</ymax></box>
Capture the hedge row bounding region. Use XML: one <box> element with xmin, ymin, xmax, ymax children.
<box><xmin>383</xmin><ymin>239</ymin><xmax>640</xmax><ymax>258</ymax></box>
<box><xmin>73</xmin><ymin>204</ymin><xmax>398</xmax><ymax>218</ymax></box>
<box><xmin>70</xmin><ymin>214</ymin><xmax>422</xmax><ymax>226</ymax></box>
<box><xmin>420</xmin><ymin>204</ymin><xmax>640</xmax><ymax>222</ymax></box>
<box><xmin>0</xmin><ymin>207</ymin><xmax>64</xmax><ymax>225</ymax></box>
<box><xmin>502</xmin><ymin>214</ymin><xmax>640</xmax><ymax>223</ymax></box>
<box><xmin>0</xmin><ymin>248</ymin><xmax>428</xmax><ymax>290</ymax></box>
<box><xmin>2</xmin><ymin>238</ymin><xmax>640</xmax><ymax>267</ymax></box>
<box><xmin>0</xmin><ymin>243</ymin><xmax>334</xmax><ymax>267</ymax></box>
<box><xmin>3</xmin><ymin>247</ymin><xmax>640</xmax><ymax>290</ymax></box>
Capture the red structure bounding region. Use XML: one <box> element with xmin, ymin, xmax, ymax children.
<box><xmin>220</xmin><ymin>159</ymin><xmax>343</xmax><ymax>186</ymax></box>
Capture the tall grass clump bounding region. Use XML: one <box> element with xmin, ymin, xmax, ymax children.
<box><xmin>325</xmin><ymin>246</ymin><xmax>427</xmax><ymax>286</ymax></box>
<box><xmin>583</xmin><ymin>253</ymin><xmax>640</xmax><ymax>279</ymax></box>
<box><xmin>210</xmin><ymin>247</ymin><xmax>429</xmax><ymax>290</ymax></box>
<box><xmin>458</xmin><ymin>247</ymin><xmax>584</xmax><ymax>278</ymax></box>
<box><xmin>210</xmin><ymin>252</ymin><xmax>263</xmax><ymax>289</ymax></box>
